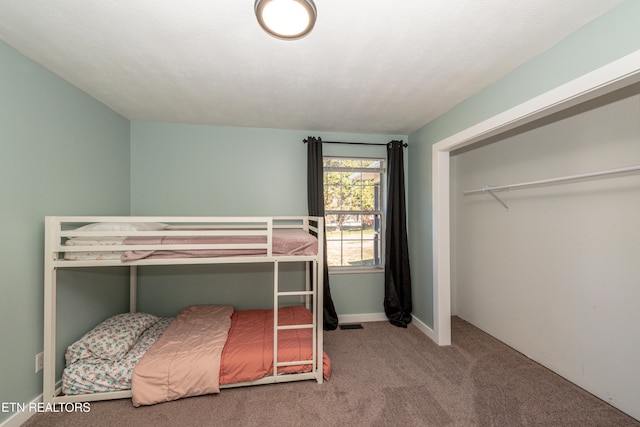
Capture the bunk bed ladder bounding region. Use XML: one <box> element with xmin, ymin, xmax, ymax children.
<box><xmin>272</xmin><ymin>258</ymin><xmax>322</xmax><ymax>384</ymax></box>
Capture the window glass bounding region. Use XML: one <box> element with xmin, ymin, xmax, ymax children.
<box><xmin>323</xmin><ymin>157</ymin><xmax>384</xmax><ymax>268</ymax></box>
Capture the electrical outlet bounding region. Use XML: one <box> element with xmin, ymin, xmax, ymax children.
<box><xmin>35</xmin><ymin>352</ymin><xmax>44</xmax><ymax>373</ymax></box>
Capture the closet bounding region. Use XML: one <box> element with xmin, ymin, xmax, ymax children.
<box><xmin>450</xmin><ymin>88</ymin><xmax>640</xmax><ymax>419</ymax></box>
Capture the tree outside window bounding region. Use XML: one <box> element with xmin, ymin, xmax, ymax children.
<box><xmin>323</xmin><ymin>157</ymin><xmax>384</xmax><ymax>268</ymax></box>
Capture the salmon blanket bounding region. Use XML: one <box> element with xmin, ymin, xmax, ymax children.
<box><xmin>219</xmin><ymin>306</ymin><xmax>331</xmax><ymax>384</ymax></box>
<box><xmin>131</xmin><ymin>305</ymin><xmax>233</xmax><ymax>407</ymax></box>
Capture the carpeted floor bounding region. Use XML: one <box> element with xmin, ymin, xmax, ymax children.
<box><xmin>23</xmin><ymin>317</ymin><xmax>639</xmax><ymax>426</ymax></box>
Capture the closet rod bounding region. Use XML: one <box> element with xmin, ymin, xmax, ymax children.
<box><xmin>463</xmin><ymin>165</ymin><xmax>640</xmax><ymax>196</ymax></box>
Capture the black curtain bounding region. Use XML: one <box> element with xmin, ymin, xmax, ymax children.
<box><xmin>307</xmin><ymin>136</ymin><xmax>339</xmax><ymax>331</ymax></box>
<box><xmin>384</xmin><ymin>140</ymin><xmax>412</xmax><ymax>328</ymax></box>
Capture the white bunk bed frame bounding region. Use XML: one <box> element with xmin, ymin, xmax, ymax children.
<box><xmin>43</xmin><ymin>215</ymin><xmax>325</xmax><ymax>405</ymax></box>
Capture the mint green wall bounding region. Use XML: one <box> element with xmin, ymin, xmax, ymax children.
<box><xmin>407</xmin><ymin>0</ymin><xmax>640</xmax><ymax>327</ymax></box>
<box><xmin>3</xmin><ymin>1</ymin><xmax>638</xmax><ymax>421</ymax></box>
<box><xmin>0</xmin><ymin>41</ymin><xmax>130</xmax><ymax>423</ymax></box>
<box><xmin>130</xmin><ymin>123</ymin><xmax>406</xmax><ymax>317</ymax></box>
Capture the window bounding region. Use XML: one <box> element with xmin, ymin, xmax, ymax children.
<box><xmin>323</xmin><ymin>157</ymin><xmax>384</xmax><ymax>269</ymax></box>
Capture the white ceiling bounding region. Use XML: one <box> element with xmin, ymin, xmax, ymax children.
<box><xmin>0</xmin><ymin>1</ymin><xmax>624</xmax><ymax>135</ymax></box>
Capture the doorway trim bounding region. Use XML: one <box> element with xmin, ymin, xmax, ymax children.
<box><xmin>431</xmin><ymin>50</ymin><xmax>640</xmax><ymax>345</ymax></box>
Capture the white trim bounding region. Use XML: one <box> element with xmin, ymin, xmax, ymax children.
<box><xmin>431</xmin><ymin>49</ymin><xmax>640</xmax><ymax>346</ymax></box>
<box><xmin>411</xmin><ymin>315</ymin><xmax>436</xmax><ymax>342</ymax></box>
<box><xmin>0</xmin><ymin>381</ymin><xmax>62</xmax><ymax>427</ymax></box>
<box><xmin>1</xmin><ymin>408</ymin><xmax>31</xmax><ymax>427</ymax></box>
<box><xmin>336</xmin><ymin>313</ymin><xmax>435</xmax><ymax>340</ymax></box>
<box><xmin>329</xmin><ymin>266</ymin><xmax>384</xmax><ymax>275</ymax></box>
<box><xmin>432</xmin><ymin>50</ymin><xmax>640</xmax><ymax>153</ymax></box>
<box><xmin>338</xmin><ymin>312</ymin><xmax>387</xmax><ymax>324</ymax></box>
<box><xmin>432</xmin><ymin>149</ymin><xmax>452</xmax><ymax>345</ymax></box>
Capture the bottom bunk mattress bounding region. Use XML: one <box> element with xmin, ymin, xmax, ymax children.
<box><xmin>62</xmin><ymin>305</ymin><xmax>330</xmax><ymax>406</ymax></box>
<box><xmin>62</xmin><ymin>315</ymin><xmax>172</xmax><ymax>395</ymax></box>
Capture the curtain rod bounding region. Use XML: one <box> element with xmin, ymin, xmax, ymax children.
<box><xmin>303</xmin><ymin>139</ymin><xmax>407</xmax><ymax>148</ymax></box>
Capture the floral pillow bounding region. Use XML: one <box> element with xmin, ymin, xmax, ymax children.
<box><xmin>65</xmin><ymin>312</ymin><xmax>159</xmax><ymax>364</ymax></box>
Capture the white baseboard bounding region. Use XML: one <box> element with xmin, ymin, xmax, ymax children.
<box><xmin>0</xmin><ymin>407</ymin><xmax>31</xmax><ymax>427</ymax></box>
<box><xmin>337</xmin><ymin>312</ymin><xmax>387</xmax><ymax>324</ymax></box>
<box><xmin>411</xmin><ymin>315</ymin><xmax>436</xmax><ymax>342</ymax></box>
<box><xmin>1</xmin><ymin>398</ymin><xmax>39</xmax><ymax>427</ymax></box>
<box><xmin>1</xmin><ymin>381</ymin><xmax>62</xmax><ymax>427</ymax></box>
<box><xmin>336</xmin><ymin>313</ymin><xmax>436</xmax><ymax>344</ymax></box>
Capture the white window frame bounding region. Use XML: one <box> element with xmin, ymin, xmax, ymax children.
<box><xmin>323</xmin><ymin>156</ymin><xmax>385</xmax><ymax>273</ymax></box>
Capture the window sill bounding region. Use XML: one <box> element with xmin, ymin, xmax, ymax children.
<box><xmin>328</xmin><ymin>266</ymin><xmax>384</xmax><ymax>275</ymax></box>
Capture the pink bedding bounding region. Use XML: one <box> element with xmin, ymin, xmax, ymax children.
<box><xmin>131</xmin><ymin>305</ymin><xmax>233</xmax><ymax>407</ymax></box>
<box><xmin>121</xmin><ymin>229</ymin><xmax>317</xmax><ymax>261</ymax></box>
<box><xmin>131</xmin><ymin>305</ymin><xmax>330</xmax><ymax>407</ymax></box>
<box><xmin>220</xmin><ymin>306</ymin><xmax>331</xmax><ymax>385</ymax></box>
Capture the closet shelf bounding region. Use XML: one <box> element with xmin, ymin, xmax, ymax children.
<box><xmin>463</xmin><ymin>164</ymin><xmax>640</xmax><ymax>210</ymax></box>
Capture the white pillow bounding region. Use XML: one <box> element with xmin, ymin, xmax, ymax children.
<box><xmin>76</xmin><ymin>222</ymin><xmax>168</xmax><ymax>232</ymax></box>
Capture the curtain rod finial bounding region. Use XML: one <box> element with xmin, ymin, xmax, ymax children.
<box><xmin>387</xmin><ymin>140</ymin><xmax>408</xmax><ymax>148</ymax></box>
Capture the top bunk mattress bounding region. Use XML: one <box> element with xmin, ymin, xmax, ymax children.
<box><xmin>120</xmin><ymin>228</ymin><xmax>317</xmax><ymax>260</ymax></box>
<box><xmin>53</xmin><ymin>217</ymin><xmax>320</xmax><ymax>263</ymax></box>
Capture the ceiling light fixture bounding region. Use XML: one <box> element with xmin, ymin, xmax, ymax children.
<box><xmin>254</xmin><ymin>0</ymin><xmax>317</xmax><ymax>40</ymax></box>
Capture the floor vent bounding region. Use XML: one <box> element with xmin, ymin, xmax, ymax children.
<box><xmin>339</xmin><ymin>323</ymin><xmax>364</xmax><ymax>330</ymax></box>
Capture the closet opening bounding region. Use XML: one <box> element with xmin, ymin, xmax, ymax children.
<box><xmin>430</xmin><ymin>50</ymin><xmax>640</xmax><ymax>346</ymax></box>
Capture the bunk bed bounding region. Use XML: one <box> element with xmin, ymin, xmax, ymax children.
<box><xmin>43</xmin><ymin>216</ymin><xmax>326</xmax><ymax>406</ymax></box>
